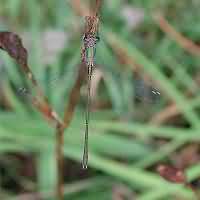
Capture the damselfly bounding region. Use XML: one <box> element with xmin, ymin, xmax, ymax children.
<box><xmin>82</xmin><ymin>16</ymin><xmax>100</xmax><ymax>169</ymax></box>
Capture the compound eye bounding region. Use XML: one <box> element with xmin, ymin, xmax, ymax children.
<box><xmin>95</xmin><ymin>36</ymin><xmax>100</xmax><ymax>42</ymax></box>
<box><xmin>83</xmin><ymin>34</ymin><xmax>87</xmax><ymax>41</ymax></box>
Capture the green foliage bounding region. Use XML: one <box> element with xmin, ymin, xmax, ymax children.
<box><xmin>0</xmin><ymin>0</ymin><xmax>199</xmax><ymax>199</ymax></box>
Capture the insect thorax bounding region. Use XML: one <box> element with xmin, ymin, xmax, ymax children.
<box><xmin>83</xmin><ymin>34</ymin><xmax>100</xmax><ymax>48</ymax></box>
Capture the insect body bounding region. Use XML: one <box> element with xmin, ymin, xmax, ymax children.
<box><xmin>82</xmin><ymin>17</ymin><xmax>100</xmax><ymax>169</ymax></box>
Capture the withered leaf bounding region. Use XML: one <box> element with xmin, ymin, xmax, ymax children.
<box><xmin>157</xmin><ymin>164</ymin><xmax>186</xmax><ymax>184</ymax></box>
<box><xmin>0</xmin><ymin>31</ymin><xmax>28</xmax><ymax>68</ymax></box>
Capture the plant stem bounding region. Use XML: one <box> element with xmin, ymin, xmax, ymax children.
<box><xmin>56</xmin><ymin>124</ymin><xmax>65</xmax><ymax>200</ymax></box>
<box><xmin>55</xmin><ymin>63</ymin><xmax>86</xmax><ymax>200</ymax></box>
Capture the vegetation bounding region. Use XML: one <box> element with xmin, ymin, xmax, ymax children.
<box><xmin>0</xmin><ymin>0</ymin><xmax>199</xmax><ymax>199</ymax></box>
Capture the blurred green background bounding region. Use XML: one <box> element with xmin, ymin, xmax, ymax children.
<box><xmin>0</xmin><ymin>0</ymin><xmax>200</xmax><ymax>199</ymax></box>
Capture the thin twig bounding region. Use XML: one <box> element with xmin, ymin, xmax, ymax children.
<box><xmin>154</xmin><ymin>14</ymin><xmax>200</xmax><ymax>56</ymax></box>
<box><xmin>69</xmin><ymin>0</ymin><xmax>90</xmax><ymax>16</ymax></box>
<box><xmin>94</xmin><ymin>0</ymin><xmax>103</xmax><ymax>16</ymax></box>
<box><xmin>63</xmin><ymin>64</ymin><xmax>86</xmax><ymax>128</ymax></box>
<box><xmin>56</xmin><ymin>124</ymin><xmax>65</xmax><ymax>199</ymax></box>
<box><xmin>0</xmin><ymin>32</ymin><xmax>63</xmax><ymax>126</ymax></box>
<box><xmin>22</xmin><ymin>66</ymin><xmax>63</xmax><ymax>126</ymax></box>
<box><xmin>55</xmin><ymin>63</ymin><xmax>87</xmax><ymax>199</ymax></box>
<box><xmin>69</xmin><ymin>0</ymin><xmax>102</xmax><ymax>17</ymax></box>
<box><xmin>150</xmin><ymin>103</ymin><xmax>178</xmax><ymax>124</ymax></box>
<box><xmin>55</xmin><ymin>62</ymin><xmax>86</xmax><ymax>200</ymax></box>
